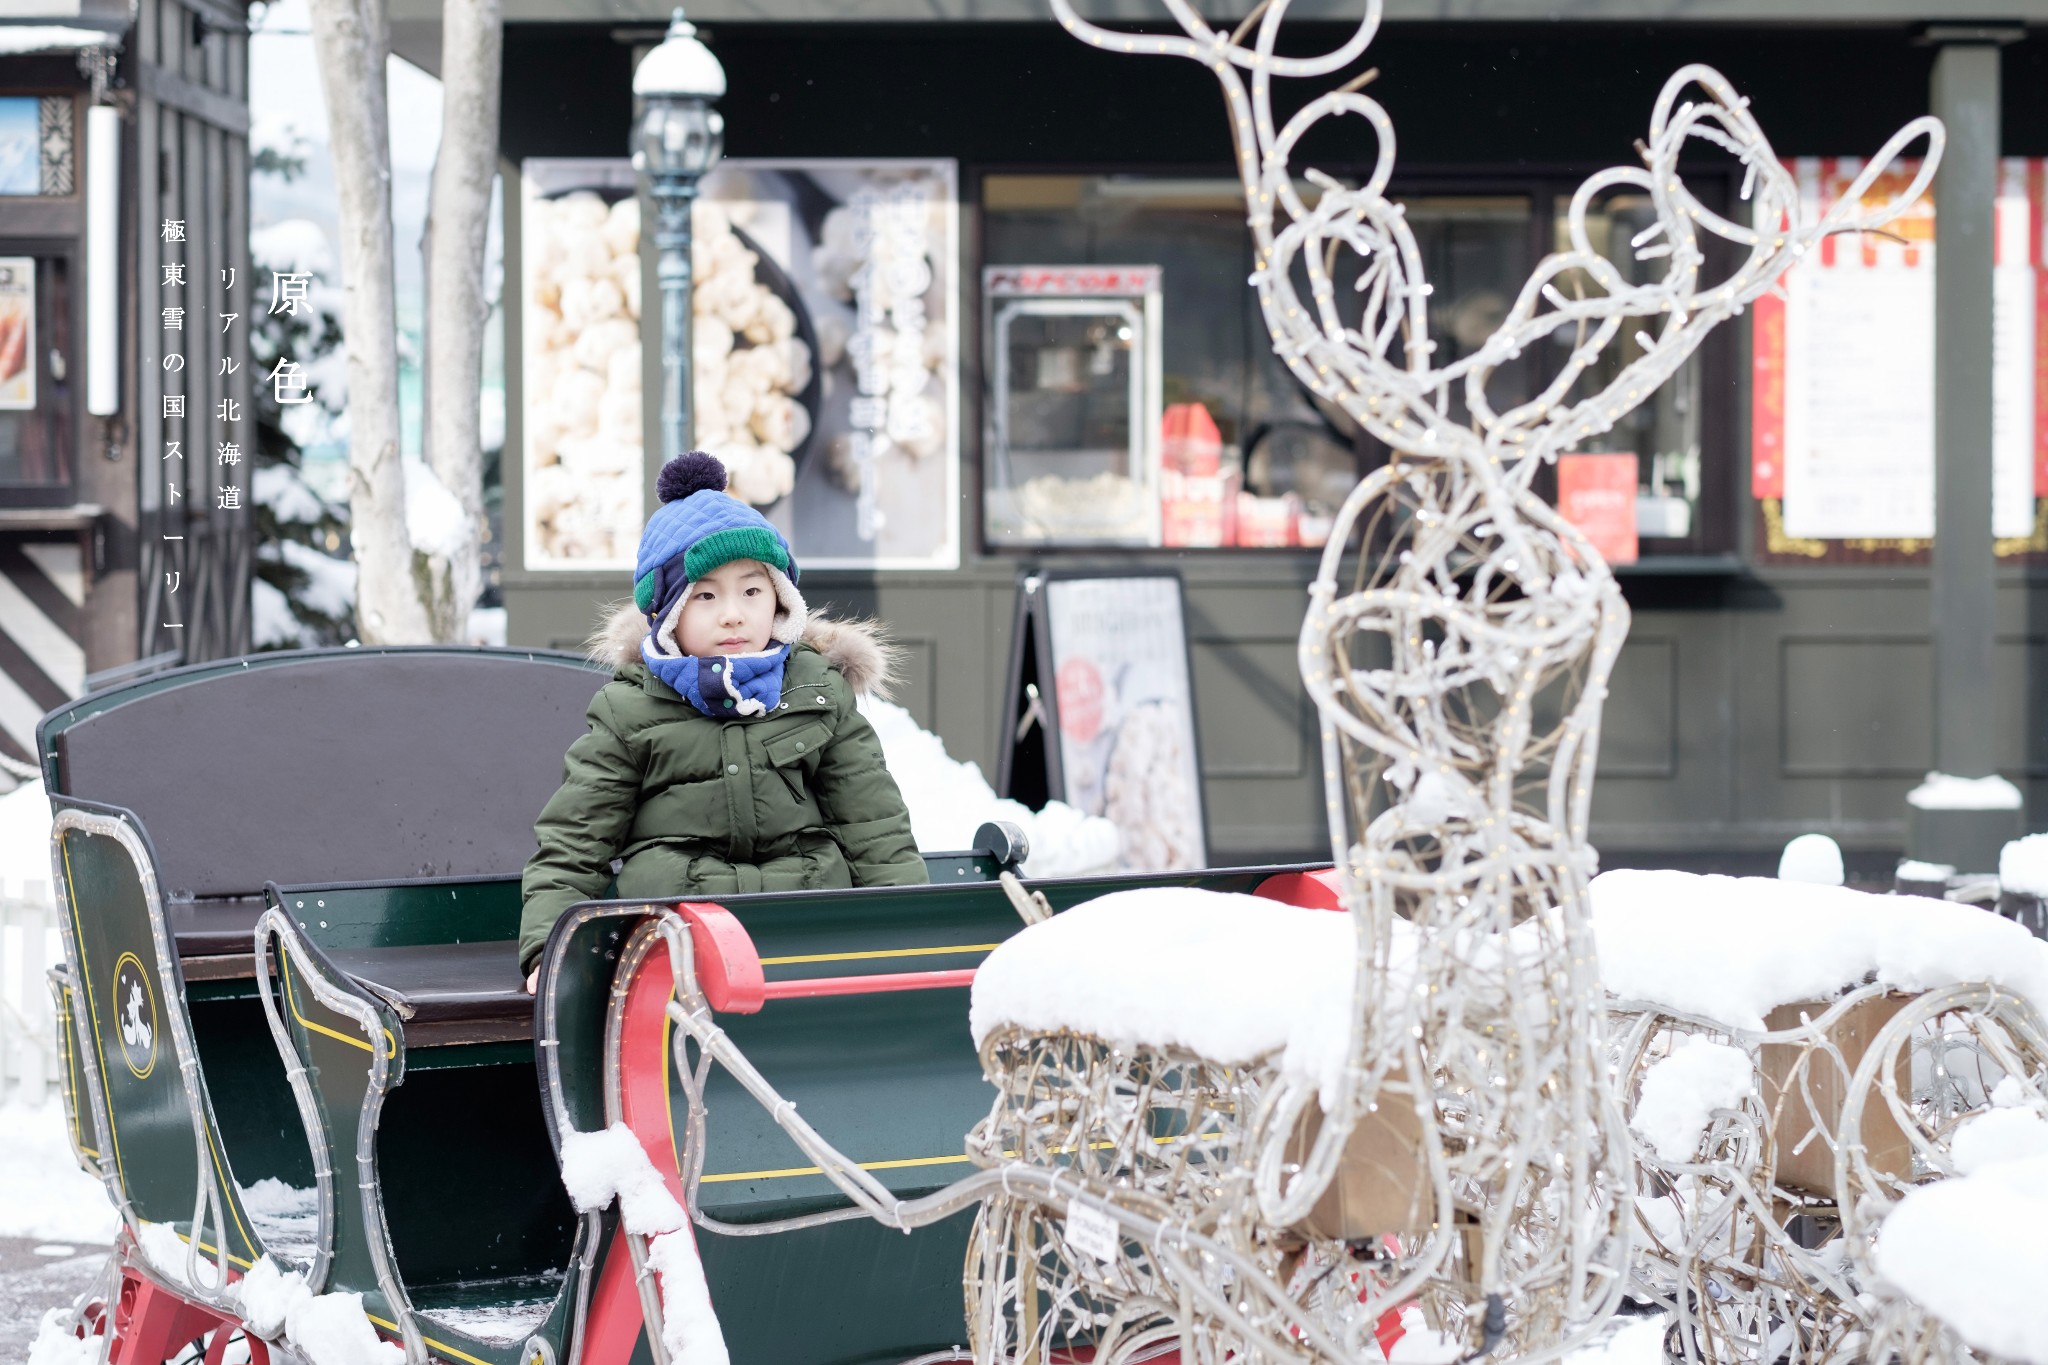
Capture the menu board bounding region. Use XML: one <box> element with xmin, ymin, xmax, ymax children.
<box><xmin>1754</xmin><ymin>157</ymin><xmax>2045</xmax><ymax>544</ymax></box>
<box><xmin>1002</xmin><ymin>574</ymin><xmax>1207</xmax><ymax>873</ymax></box>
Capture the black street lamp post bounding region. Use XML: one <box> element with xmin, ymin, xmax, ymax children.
<box><xmin>633</xmin><ymin>8</ymin><xmax>725</xmax><ymax>463</ymax></box>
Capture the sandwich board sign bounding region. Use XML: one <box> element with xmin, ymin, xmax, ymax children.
<box><xmin>998</xmin><ymin>571</ymin><xmax>1207</xmax><ymax>872</ymax></box>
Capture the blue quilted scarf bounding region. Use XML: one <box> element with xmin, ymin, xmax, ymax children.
<box><xmin>640</xmin><ymin>639</ymin><xmax>792</xmax><ymax>720</ymax></box>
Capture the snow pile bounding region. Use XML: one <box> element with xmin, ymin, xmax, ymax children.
<box><xmin>467</xmin><ymin>607</ymin><xmax>508</xmax><ymax>648</ymax></box>
<box><xmin>559</xmin><ymin>1123</ymin><xmax>684</xmax><ymax>1234</ymax></box>
<box><xmin>1875</xmin><ymin>1154</ymin><xmax>2048</xmax><ymax>1363</ymax></box>
<box><xmin>236</xmin><ymin>1254</ymin><xmax>313</xmax><ymax>1337</ymax></box>
<box><xmin>1908</xmin><ymin>772</ymin><xmax>2023</xmax><ymax>810</ymax></box>
<box><xmin>0</xmin><ymin>775</ymin><xmax>53</xmax><ymax>888</ymax></box>
<box><xmin>1897</xmin><ymin>859</ymin><xmax>1955</xmax><ymax>884</ymax></box>
<box><xmin>424</xmin><ymin>1296</ymin><xmax>557</xmax><ymax>1345</ymax></box>
<box><xmin>969</xmin><ymin>888</ymin><xmax>1371</xmax><ymax>1103</ymax></box>
<box><xmin>0</xmin><ymin>27</ymin><xmax>113</xmax><ymax>57</ymax></box>
<box><xmin>285</xmin><ymin>1290</ymin><xmax>406</xmax><ymax>1365</ymax></box>
<box><xmin>1558</xmin><ymin>1316</ymin><xmax>1668</xmax><ymax>1365</ymax></box>
<box><xmin>1776</xmin><ymin>833</ymin><xmax>1843</xmax><ymax>886</ymax></box>
<box><xmin>238</xmin><ymin>1177</ymin><xmax>320</xmax><ymax>1261</ymax></box>
<box><xmin>642</xmin><ymin>1225</ymin><xmax>729</xmax><ymax>1365</ymax></box>
<box><xmin>0</xmin><ymin>1102</ymin><xmax>118</xmax><ymax>1242</ymax></box>
<box><xmin>402</xmin><ymin>456</ymin><xmax>471</xmax><ymax>561</ymax></box>
<box><xmin>1590</xmin><ymin>869</ymin><xmax>2048</xmax><ymax>1031</ymax></box>
<box><xmin>234</xmin><ymin>1254</ymin><xmax>405</xmax><ymax>1365</ymax></box>
<box><xmin>137</xmin><ymin>1220</ymin><xmax>229</xmax><ymax>1292</ymax></box>
<box><xmin>1950</xmin><ymin>1106</ymin><xmax>2048</xmax><ymax>1174</ymax></box>
<box><xmin>858</xmin><ymin>696</ymin><xmax>1119</xmax><ymax>878</ymax></box>
<box><xmin>1630</xmin><ymin>1037</ymin><xmax>1755</xmax><ymax>1163</ymax></box>
<box><xmin>558</xmin><ymin>1123</ymin><xmax>728</xmax><ymax>1365</ymax></box>
<box><xmin>2000</xmin><ymin>834</ymin><xmax>2048</xmax><ymax>898</ymax></box>
<box><xmin>26</xmin><ymin>1310</ymin><xmax>104</xmax><ymax>1365</ymax></box>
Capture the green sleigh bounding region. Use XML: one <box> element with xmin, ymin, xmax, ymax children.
<box><xmin>39</xmin><ymin>646</ymin><xmax>1327</xmax><ymax>1365</ymax></box>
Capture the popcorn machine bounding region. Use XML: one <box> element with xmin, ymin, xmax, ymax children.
<box><xmin>983</xmin><ymin>266</ymin><xmax>1163</xmax><ymax>546</ymax></box>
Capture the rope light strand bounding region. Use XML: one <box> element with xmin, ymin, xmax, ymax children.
<box><xmin>957</xmin><ymin>1</ymin><xmax>1947</xmax><ymax>1359</ymax></box>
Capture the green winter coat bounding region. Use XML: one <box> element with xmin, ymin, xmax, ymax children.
<box><xmin>518</xmin><ymin>605</ymin><xmax>928</xmax><ymax>973</ymax></box>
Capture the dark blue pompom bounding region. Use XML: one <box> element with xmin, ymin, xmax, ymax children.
<box><xmin>657</xmin><ymin>451</ymin><xmax>728</xmax><ymax>504</ymax></box>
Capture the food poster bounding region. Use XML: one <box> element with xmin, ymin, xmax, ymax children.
<box><xmin>519</xmin><ymin>158</ymin><xmax>959</xmax><ymax>571</ymax></box>
<box><xmin>521</xmin><ymin>158</ymin><xmax>644</xmax><ymax>569</ymax></box>
<box><xmin>1752</xmin><ymin>157</ymin><xmax>2044</xmax><ymax>543</ymax></box>
<box><xmin>695</xmin><ymin>160</ymin><xmax>959</xmax><ymax>570</ymax></box>
<box><xmin>0</xmin><ymin>257</ymin><xmax>35</xmax><ymax>411</ymax></box>
<box><xmin>1042</xmin><ymin>575</ymin><xmax>1206</xmax><ymax>872</ymax></box>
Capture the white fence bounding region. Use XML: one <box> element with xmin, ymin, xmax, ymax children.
<box><xmin>1</xmin><ymin>876</ymin><xmax>62</xmax><ymax>1108</ymax></box>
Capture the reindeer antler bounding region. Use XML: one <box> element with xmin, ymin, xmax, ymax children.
<box><xmin>1052</xmin><ymin>0</ymin><xmax>1941</xmax><ymax>483</ymax></box>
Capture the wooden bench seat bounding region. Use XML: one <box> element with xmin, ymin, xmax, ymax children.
<box><xmin>326</xmin><ymin>941</ymin><xmax>531</xmax><ymax>1046</ymax></box>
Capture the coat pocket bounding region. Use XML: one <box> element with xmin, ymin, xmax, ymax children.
<box><xmin>763</xmin><ymin>721</ymin><xmax>833</xmax><ymax>769</ymax></box>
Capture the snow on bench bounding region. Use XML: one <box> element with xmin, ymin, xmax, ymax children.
<box><xmin>1590</xmin><ymin>868</ymin><xmax>2048</xmax><ymax>1031</ymax></box>
<box><xmin>967</xmin><ymin>887</ymin><xmax>1374</xmax><ymax>1102</ymax></box>
<box><xmin>1873</xmin><ymin>1106</ymin><xmax>2048</xmax><ymax>1365</ymax></box>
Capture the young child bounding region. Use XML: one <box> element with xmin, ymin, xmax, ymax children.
<box><xmin>519</xmin><ymin>452</ymin><xmax>927</xmax><ymax>985</ymax></box>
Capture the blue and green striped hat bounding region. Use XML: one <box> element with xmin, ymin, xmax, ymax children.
<box><xmin>634</xmin><ymin>452</ymin><xmax>801</xmax><ymax>625</ymax></box>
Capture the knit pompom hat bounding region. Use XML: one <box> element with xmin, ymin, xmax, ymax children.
<box><xmin>635</xmin><ymin>452</ymin><xmax>807</xmax><ymax>647</ymax></box>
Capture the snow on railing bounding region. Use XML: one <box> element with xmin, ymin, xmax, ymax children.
<box><xmin>0</xmin><ymin>875</ymin><xmax>62</xmax><ymax>1108</ymax></box>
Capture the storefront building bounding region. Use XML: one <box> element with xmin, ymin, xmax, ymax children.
<box><xmin>447</xmin><ymin>0</ymin><xmax>2048</xmax><ymax>869</ymax></box>
<box><xmin>0</xmin><ymin>0</ymin><xmax>254</xmax><ymax>763</ymax></box>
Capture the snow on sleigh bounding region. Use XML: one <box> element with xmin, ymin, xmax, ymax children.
<box><xmin>34</xmin><ymin>643</ymin><xmax>1346</xmax><ymax>1365</ymax></box>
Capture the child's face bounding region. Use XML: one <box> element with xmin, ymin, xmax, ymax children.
<box><xmin>674</xmin><ymin>558</ymin><xmax>778</xmax><ymax>657</ymax></box>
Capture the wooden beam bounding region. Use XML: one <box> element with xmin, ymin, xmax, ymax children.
<box><xmin>135</xmin><ymin>63</ymin><xmax>250</xmax><ymax>137</ymax></box>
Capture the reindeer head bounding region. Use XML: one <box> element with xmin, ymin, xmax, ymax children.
<box><xmin>1053</xmin><ymin>0</ymin><xmax>1941</xmax><ymax>873</ymax></box>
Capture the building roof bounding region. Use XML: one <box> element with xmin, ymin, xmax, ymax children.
<box><xmin>392</xmin><ymin>0</ymin><xmax>2048</xmax><ymax>25</ymax></box>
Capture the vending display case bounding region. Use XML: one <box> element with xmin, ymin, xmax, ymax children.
<box><xmin>983</xmin><ymin>265</ymin><xmax>1162</xmax><ymax>546</ymax></box>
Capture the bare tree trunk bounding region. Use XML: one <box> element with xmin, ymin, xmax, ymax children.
<box><xmin>308</xmin><ymin>0</ymin><xmax>430</xmax><ymax>643</ymax></box>
<box><xmin>421</xmin><ymin>0</ymin><xmax>501</xmax><ymax>640</ymax></box>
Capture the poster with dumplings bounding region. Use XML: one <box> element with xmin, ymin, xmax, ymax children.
<box><xmin>1041</xmin><ymin>574</ymin><xmax>1207</xmax><ymax>873</ymax></box>
<box><xmin>520</xmin><ymin>157</ymin><xmax>960</xmax><ymax>571</ymax></box>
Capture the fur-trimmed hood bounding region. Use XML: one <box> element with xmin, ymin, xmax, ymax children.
<box><xmin>588</xmin><ymin>601</ymin><xmax>899</xmax><ymax>700</ymax></box>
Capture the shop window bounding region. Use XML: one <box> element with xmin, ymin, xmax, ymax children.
<box><xmin>0</xmin><ymin>253</ymin><xmax>75</xmax><ymax>504</ymax></box>
<box><xmin>1538</xmin><ymin>190</ymin><xmax>1731</xmax><ymax>562</ymax></box>
<box><xmin>980</xmin><ymin>177</ymin><xmax>1536</xmax><ymax>550</ymax></box>
<box><xmin>980</xmin><ymin>172</ymin><xmax>1738</xmax><ymax>559</ymax></box>
<box><xmin>0</xmin><ymin>96</ymin><xmax>76</xmax><ymax>197</ymax></box>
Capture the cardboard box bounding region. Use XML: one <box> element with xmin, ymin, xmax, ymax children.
<box><xmin>1287</xmin><ymin>1068</ymin><xmax>1431</xmax><ymax>1242</ymax></box>
<box><xmin>1759</xmin><ymin>993</ymin><xmax>1913</xmax><ymax>1200</ymax></box>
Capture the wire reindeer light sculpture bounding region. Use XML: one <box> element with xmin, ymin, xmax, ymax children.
<box><xmin>562</xmin><ymin>4</ymin><xmax>1948</xmax><ymax>1361</ymax></box>
<box><xmin>966</xmin><ymin>0</ymin><xmax>1950</xmax><ymax>1358</ymax></box>
<box><xmin>1612</xmin><ymin>961</ymin><xmax>2048</xmax><ymax>1364</ymax></box>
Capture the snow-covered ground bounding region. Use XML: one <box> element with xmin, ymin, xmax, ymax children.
<box><xmin>0</xmin><ymin>1105</ymin><xmax>116</xmax><ymax>1245</ymax></box>
<box><xmin>0</xmin><ymin>1103</ymin><xmax>118</xmax><ymax>1363</ymax></box>
<box><xmin>0</xmin><ymin>775</ymin><xmax>51</xmax><ymax>892</ymax></box>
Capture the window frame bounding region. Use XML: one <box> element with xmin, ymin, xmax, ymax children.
<box><xmin>969</xmin><ymin>161</ymin><xmax>1746</xmax><ymax>565</ymax></box>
